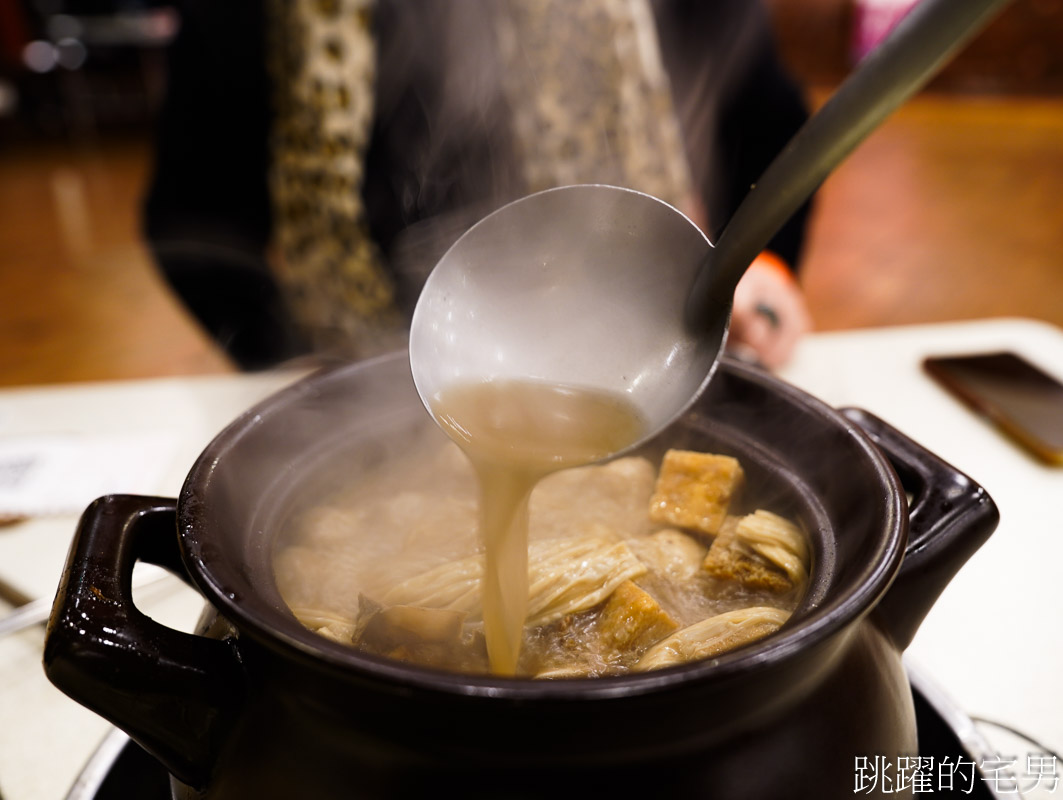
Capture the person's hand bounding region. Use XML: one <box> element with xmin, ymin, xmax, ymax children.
<box><xmin>727</xmin><ymin>251</ymin><xmax>812</xmax><ymax>370</ymax></box>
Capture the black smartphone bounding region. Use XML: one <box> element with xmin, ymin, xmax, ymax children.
<box><xmin>923</xmin><ymin>351</ymin><xmax>1063</xmax><ymax>465</ymax></box>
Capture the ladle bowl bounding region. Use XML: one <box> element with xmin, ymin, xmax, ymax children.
<box><xmin>409</xmin><ymin>0</ymin><xmax>1013</xmax><ymax>452</ymax></box>
<box><xmin>408</xmin><ymin>184</ymin><xmax>723</xmax><ymax>452</ymax></box>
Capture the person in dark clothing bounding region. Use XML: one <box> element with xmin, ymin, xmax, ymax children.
<box><xmin>144</xmin><ymin>0</ymin><xmax>813</xmax><ymax>371</ymax></box>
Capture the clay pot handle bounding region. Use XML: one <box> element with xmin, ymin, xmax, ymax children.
<box><xmin>44</xmin><ymin>494</ymin><xmax>243</xmax><ymax>790</ymax></box>
<box><xmin>841</xmin><ymin>409</ymin><xmax>999</xmax><ymax>650</ymax></box>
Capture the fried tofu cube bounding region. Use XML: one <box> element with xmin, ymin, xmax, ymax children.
<box><xmin>534</xmin><ymin>582</ymin><xmax>678</xmax><ymax>678</ymax></box>
<box><xmin>702</xmin><ymin>511</ymin><xmax>807</xmax><ymax>594</ymax></box>
<box><xmin>648</xmin><ymin>450</ymin><xmax>744</xmax><ymax>535</ymax></box>
<box><xmin>597</xmin><ymin>580</ymin><xmax>678</xmax><ymax>654</ymax></box>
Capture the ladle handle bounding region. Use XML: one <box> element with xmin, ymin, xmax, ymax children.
<box><xmin>43</xmin><ymin>494</ymin><xmax>243</xmax><ymax>790</ymax></box>
<box><xmin>687</xmin><ymin>0</ymin><xmax>1013</xmax><ymax>325</ymax></box>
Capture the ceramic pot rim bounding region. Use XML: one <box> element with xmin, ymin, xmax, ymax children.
<box><xmin>177</xmin><ymin>351</ymin><xmax>907</xmax><ymax>700</ymax></box>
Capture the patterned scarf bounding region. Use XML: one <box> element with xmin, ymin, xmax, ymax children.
<box><xmin>267</xmin><ymin>0</ymin><xmax>693</xmax><ymax>358</ymax></box>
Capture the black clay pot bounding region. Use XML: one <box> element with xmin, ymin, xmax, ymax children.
<box><xmin>44</xmin><ymin>354</ymin><xmax>998</xmax><ymax>800</ymax></box>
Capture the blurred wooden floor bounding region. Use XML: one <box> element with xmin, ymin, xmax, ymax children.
<box><xmin>0</xmin><ymin>136</ymin><xmax>233</xmax><ymax>386</ymax></box>
<box><xmin>1</xmin><ymin>92</ymin><xmax>1062</xmax><ymax>388</ymax></box>
<box><xmin>801</xmin><ymin>93</ymin><xmax>1063</xmax><ymax>330</ymax></box>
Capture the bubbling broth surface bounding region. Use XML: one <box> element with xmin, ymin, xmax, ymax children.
<box><xmin>431</xmin><ymin>380</ymin><xmax>647</xmax><ymax>674</ymax></box>
<box><xmin>273</xmin><ymin>387</ymin><xmax>811</xmax><ymax>678</ymax></box>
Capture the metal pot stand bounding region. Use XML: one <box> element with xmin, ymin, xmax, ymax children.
<box><xmin>64</xmin><ymin>729</ymin><xmax>169</xmax><ymax>800</ymax></box>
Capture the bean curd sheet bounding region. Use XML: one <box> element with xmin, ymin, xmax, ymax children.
<box><xmin>273</xmin><ymin>426</ymin><xmax>810</xmax><ymax>678</ymax></box>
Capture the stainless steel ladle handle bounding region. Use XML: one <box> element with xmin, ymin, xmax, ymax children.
<box><xmin>687</xmin><ymin>0</ymin><xmax>1013</xmax><ymax>327</ymax></box>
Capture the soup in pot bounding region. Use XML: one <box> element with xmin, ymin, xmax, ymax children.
<box><xmin>273</xmin><ymin>408</ymin><xmax>809</xmax><ymax>678</ymax></box>
<box><xmin>431</xmin><ymin>379</ymin><xmax>649</xmax><ymax>674</ymax></box>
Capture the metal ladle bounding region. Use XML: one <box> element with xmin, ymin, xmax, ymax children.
<box><xmin>409</xmin><ymin>0</ymin><xmax>1012</xmax><ymax>451</ymax></box>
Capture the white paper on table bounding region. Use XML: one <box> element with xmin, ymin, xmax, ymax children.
<box><xmin>0</xmin><ymin>431</ymin><xmax>180</xmax><ymax>518</ymax></box>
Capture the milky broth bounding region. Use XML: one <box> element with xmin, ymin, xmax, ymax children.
<box><xmin>431</xmin><ymin>380</ymin><xmax>645</xmax><ymax>674</ymax></box>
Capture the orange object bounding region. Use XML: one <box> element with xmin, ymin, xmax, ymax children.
<box><xmin>751</xmin><ymin>250</ymin><xmax>796</xmax><ymax>284</ymax></box>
